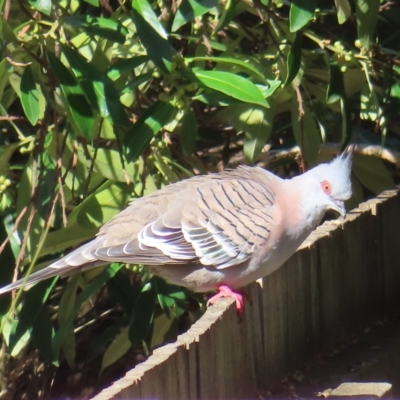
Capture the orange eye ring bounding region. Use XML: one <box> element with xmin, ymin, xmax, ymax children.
<box><xmin>321</xmin><ymin>180</ymin><xmax>332</xmax><ymax>195</ymax></box>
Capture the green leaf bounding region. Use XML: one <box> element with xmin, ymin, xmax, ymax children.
<box><xmin>284</xmin><ymin>32</ymin><xmax>302</xmax><ymax>86</ymax></box>
<box><xmin>0</xmin><ymin>17</ymin><xmax>19</xmax><ymax>47</ymax></box>
<box><xmin>82</xmin><ymin>317</ymin><xmax>127</xmax><ymax>363</ymax></box>
<box><xmin>64</xmin><ymin>15</ymin><xmax>128</xmax><ymax>44</ymax></box>
<box><xmin>352</xmin><ymin>155</ymin><xmax>395</xmax><ymax>195</ymax></box>
<box><xmin>62</xmin><ymin>46</ymin><xmax>131</xmax><ymax>128</ymax></box>
<box><xmin>7</xmin><ymin>320</ymin><xmax>30</xmax><ymax>357</ymax></box>
<box><xmin>125</xmin><ymin>101</ymin><xmax>178</xmax><ymax>162</ymax></box>
<box><xmin>180</xmin><ymin>108</ymin><xmax>198</xmax><ymax>156</ymax></box>
<box><xmin>334</xmin><ymin>0</ymin><xmax>351</xmax><ymax>24</ymax></box>
<box><xmin>154</xmin><ymin>277</ymin><xmax>187</xmax><ymax>319</ymax></box>
<box><xmin>107</xmin><ymin>271</ymin><xmax>142</xmax><ymax>316</ymax></box>
<box><xmin>289</xmin><ymin>0</ymin><xmax>318</xmax><ymax>32</ymax></box>
<box><xmin>41</xmin><ymin>226</ymin><xmax>93</xmax><ymax>259</ymax></box>
<box><xmin>42</xmin><ymin>181</ymin><xmax>130</xmax><ymax>256</ymax></box>
<box><xmin>52</xmin><ymin>264</ymin><xmax>123</xmax><ymax>361</ymax></box>
<box><xmin>101</xmin><ymin>325</ymin><xmax>131</xmax><ymax>372</ymax></box>
<box><xmin>67</xmin><ymin>181</ymin><xmax>131</xmax><ymax>229</ymax></box>
<box><xmin>125</xmin><ymin>72</ymin><xmax>154</xmax><ymax>90</ymax></box>
<box><xmin>339</xmin><ymin>99</ymin><xmax>352</xmax><ymax>145</ymax></box>
<box><xmin>186</xmin><ymin>56</ymin><xmax>266</xmax><ymax>81</ymax></box>
<box><xmin>20</xmin><ymin>65</ymin><xmax>39</xmax><ymax>126</ymax></box>
<box><xmin>15</xmin><ymin>159</ymin><xmax>33</xmax><ymax>238</ymax></box>
<box><xmin>57</xmin><ymin>275</ymin><xmax>80</xmax><ymax>368</ymax></box>
<box><xmin>325</xmin><ymin>62</ymin><xmax>354</xmax><ymax>143</ymax></box>
<box><xmin>326</xmin><ymin>63</ymin><xmax>352</xmax><ymax>143</ymax></box>
<box><xmin>291</xmin><ymin>100</ymin><xmax>321</xmax><ymax>166</ymax></box>
<box><xmin>360</xmin><ymin>81</ymin><xmax>379</xmax><ymax>121</ymax></box>
<box><xmin>172</xmin><ymin>0</ymin><xmax>219</xmax><ymax>32</ymax></box>
<box><xmin>215</xmin><ymin>104</ymin><xmax>274</xmax><ymax>164</ymax></box>
<box><xmin>257</xmin><ymin>80</ymin><xmax>282</xmax><ymax>98</ymax></box>
<box><xmin>0</xmin><ymin>218</ymin><xmax>14</xmax><ymax>315</ymax></box>
<box><xmin>346</xmin><ymin>175</ymin><xmax>364</xmax><ymax>211</ymax></box>
<box><xmin>132</xmin><ymin>0</ymin><xmax>176</xmax><ymax>72</ymax></box>
<box><xmin>46</xmin><ymin>134</ymin><xmax>94</xmax><ymax>197</ymax></box>
<box><xmin>107</xmin><ymin>56</ymin><xmax>149</xmax><ymax>81</ymax></box>
<box><xmin>15</xmin><ymin>157</ymin><xmax>47</xmax><ymax>257</ymax></box>
<box><xmin>154</xmin><ymin>278</ymin><xmax>174</xmax><ymax>318</ymax></box>
<box><xmin>77</xmin><ymin>146</ymin><xmax>138</xmax><ymax>183</ymax></box>
<box><xmin>355</xmin><ymin>0</ymin><xmax>380</xmax><ymax>50</ymax></box>
<box><xmin>194</xmin><ymin>70</ymin><xmax>269</xmax><ymax>108</ymax></box>
<box><xmin>217</xmin><ymin>103</ymin><xmax>273</xmax><ymax>163</ymax></box>
<box><xmin>215</xmin><ymin>0</ymin><xmax>236</xmax><ymax>32</ymax></box>
<box><xmin>152</xmin><ymin>151</ymin><xmax>180</xmax><ymax>182</ymax></box>
<box><xmin>8</xmin><ymin>279</ymin><xmax>58</xmax><ymax>354</ymax></box>
<box><xmin>129</xmin><ymin>280</ymin><xmax>157</xmax><ymax>346</ymax></box>
<box><xmin>84</xmin><ymin>0</ymin><xmax>99</xmax><ymax>5</ymax></box>
<box><xmin>0</xmin><ymin>59</ymin><xmax>12</xmax><ymax>100</ymax></box>
<box><xmin>47</xmin><ymin>52</ymin><xmax>95</xmax><ymax>139</ymax></box>
<box><xmin>150</xmin><ymin>313</ymin><xmax>174</xmax><ymax>349</ymax></box>
<box><xmin>385</xmin><ymin>83</ymin><xmax>400</xmax><ymax>121</ymax></box>
<box><xmin>132</xmin><ymin>0</ymin><xmax>168</xmax><ymax>39</ymax></box>
<box><xmin>243</xmin><ymin>113</ymin><xmax>273</xmax><ymax>164</ymax></box>
<box><xmin>169</xmin><ymin>289</ymin><xmax>187</xmax><ymax>317</ymax></box>
<box><xmin>327</xmin><ymin>63</ymin><xmax>345</xmax><ymax>104</ymax></box>
<box><xmin>343</xmin><ymin>66</ymin><xmax>365</xmax><ymax>98</ymax></box>
<box><xmin>31</xmin><ymin>308</ymin><xmax>55</xmax><ymax>362</ymax></box>
<box><xmin>194</xmin><ymin>91</ymin><xmax>244</xmax><ymax>106</ymax></box>
<box><xmin>29</xmin><ymin>0</ymin><xmax>51</xmax><ymax>15</ymax></box>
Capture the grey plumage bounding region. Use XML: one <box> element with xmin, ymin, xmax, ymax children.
<box><xmin>0</xmin><ymin>152</ymin><xmax>353</xmax><ymax>296</ymax></box>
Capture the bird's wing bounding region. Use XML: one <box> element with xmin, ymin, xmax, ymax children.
<box><xmin>91</xmin><ymin>167</ymin><xmax>277</xmax><ymax>269</ymax></box>
<box><xmin>0</xmin><ymin>168</ymin><xmax>278</xmax><ymax>295</ymax></box>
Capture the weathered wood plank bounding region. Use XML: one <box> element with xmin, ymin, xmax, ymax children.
<box><xmin>92</xmin><ymin>188</ymin><xmax>400</xmax><ymax>400</ymax></box>
<box><xmin>330</xmin><ymin>382</ymin><xmax>392</xmax><ymax>398</ymax></box>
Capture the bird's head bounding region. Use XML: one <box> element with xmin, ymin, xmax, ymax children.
<box><xmin>302</xmin><ymin>148</ymin><xmax>353</xmax><ymax>217</ymax></box>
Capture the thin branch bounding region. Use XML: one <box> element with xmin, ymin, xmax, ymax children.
<box><xmin>11</xmin><ymin>157</ymin><xmax>38</xmax><ymax>286</ymax></box>
<box><xmin>53</xmin><ymin>104</ymin><xmax>68</xmax><ymax>227</ymax></box>
<box><xmin>5</xmin><ymin>57</ymin><xmax>32</xmax><ymax>67</ymax></box>
<box><xmin>20</xmin><ymin>43</ymin><xmax>47</xmax><ymax>68</ymax></box>
<box><xmin>0</xmin><ymin>204</ymin><xmax>29</xmax><ymax>255</ymax></box>
<box><xmin>57</xmin><ymin>166</ymin><xmax>68</xmax><ymax>227</ymax></box>
<box><xmin>379</xmin><ymin>1</ymin><xmax>397</xmax><ymax>12</ymax></box>
<box><xmin>0</xmin><ymin>116</ymin><xmax>27</xmax><ymax>121</ymax></box>
<box><xmin>3</xmin><ymin>0</ymin><xmax>11</xmax><ymax>21</ymax></box>
<box><xmin>202</xmin><ymin>34</ymin><xmax>212</xmax><ymax>54</ymax></box>
<box><xmin>294</xmin><ymin>85</ymin><xmax>305</xmax><ymax>116</ymax></box>
<box><xmin>37</xmin><ymin>133</ymin><xmax>63</xmax><ymax>246</ymax></box>
<box><xmin>83</xmin><ymin>120</ymin><xmax>103</xmax><ymax>198</ymax></box>
<box><xmin>114</xmin><ymin>124</ymin><xmax>132</xmax><ymax>186</ymax></box>
<box><xmin>294</xmin><ymin>85</ymin><xmax>306</xmax><ymax>172</ymax></box>
<box><xmin>227</xmin><ymin>143</ymin><xmax>400</xmax><ymax>169</ymax></box>
<box><xmin>13</xmin><ymin>203</ymin><xmax>36</xmax><ymax>285</ymax></box>
<box><xmin>99</xmin><ymin>0</ymin><xmax>113</xmax><ymax>15</ymax></box>
<box><xmin>37</xmin><ymin>191</ymin><xmax>60</xmax><ymax>247</ymax></box>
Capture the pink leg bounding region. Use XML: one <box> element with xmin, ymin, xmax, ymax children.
<box><xmin>207</xmin><ymin>285</ymin><xmax>247</xmax><ymax>315</ymax></box>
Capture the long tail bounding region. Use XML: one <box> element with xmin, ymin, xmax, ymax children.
<box><xmin>0</xmin><ymin>238</ymin><xmax>106</xmax><ymax>295</ymax></box>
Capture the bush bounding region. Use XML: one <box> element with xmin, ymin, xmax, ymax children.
<box><xmin>0</xmin><ymin>0</ymin><xmax>398</xmax><ymax>397</ymax></box>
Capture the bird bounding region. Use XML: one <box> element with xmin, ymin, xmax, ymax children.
<box><xmin>0</xmin><ymin>148</ymin><xmax>353</xmax><ymax>313</ymax></box>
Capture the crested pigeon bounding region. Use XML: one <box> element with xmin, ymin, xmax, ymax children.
<box><xmin>0</xmin><ymin>149</ymin><xmax>353</xmax><ymax>312</ymax></box>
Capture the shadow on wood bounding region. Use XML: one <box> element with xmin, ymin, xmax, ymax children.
<box><xmin>92</xmin><ymin>188</ymin><xmax>400</xmax><ymax>400</ymax></box>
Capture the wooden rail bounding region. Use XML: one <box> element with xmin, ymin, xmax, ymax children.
<box><xmin>92</xmin><ymin>188</ymin><xmax>400</xmax><ymax>400</ymax></box>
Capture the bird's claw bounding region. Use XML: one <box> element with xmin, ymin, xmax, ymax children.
<box><xmin>207</xmin><ymin>284</ymin><xmax>247</xmax><ymax>317</ymax></box>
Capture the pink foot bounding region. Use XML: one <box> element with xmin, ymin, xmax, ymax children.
<box><xmin>207</xmin><ymin>285</ymin><xmax>246</xmax><ymax>316</ymax></box>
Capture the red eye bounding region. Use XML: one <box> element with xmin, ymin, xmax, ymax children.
<box><xmin>321</xmin><ymin>180</ymin><xmax>332</xmax><ymax>194</ymax></box>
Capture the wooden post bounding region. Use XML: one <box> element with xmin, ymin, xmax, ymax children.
<box><xmin>92</xmin><ymin>189</ymin><xmax>400</xmax><ymax>400</ymax></box>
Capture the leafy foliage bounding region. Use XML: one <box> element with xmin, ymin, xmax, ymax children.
<box><xmin>0</xmin><ymin>0</ymin><xmax>399</xmax><ymax>397</ymax></box>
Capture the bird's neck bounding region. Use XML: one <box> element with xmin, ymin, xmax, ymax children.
<box><xmin>279</xmin><ymin>176</ymin><xmax>326</xmax><ymax>242</ymax></box>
